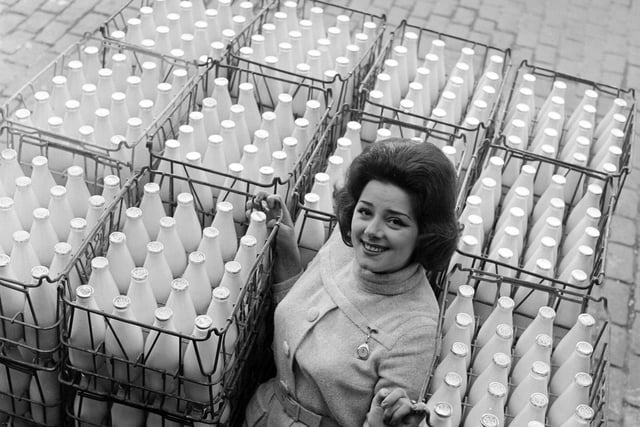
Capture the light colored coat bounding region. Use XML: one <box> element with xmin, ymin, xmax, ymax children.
<box><xmin>244</xmin><ymin>230</ymin><xmax>440</xmax><ymax>427</ymax></box>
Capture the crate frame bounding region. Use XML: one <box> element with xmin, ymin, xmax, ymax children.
<box><xmin>456</xmin><ymin>137</ymin><xmax>620</xmax><ymax>292</ymax></box>
<box><xmin>58</xmin><ymin>166</ymin><xmax>279</xmax><ymax>425</ymax></box>
<box><xmin>225</xmin><ymin>0</ymin><xmax>387</xmax><ymax>113</ymax></box>
<box><xmin>0</xmin><ymin>34</ymin><xmax>209</xmax><ymax>178</ymax></box>
<box><xmin>495</xmin><ymin>59</ymin><xmax>635</xmax><ymax>195</ymax></box>
<box><xmin>357</xmin><ymin>20</ymin><xmax>512</xmax><ymax>153</ymax></box>
<box><xmin>423</xmin><ymin>265</ymin><xmax>610</xmax><ymax>426</ymax></box>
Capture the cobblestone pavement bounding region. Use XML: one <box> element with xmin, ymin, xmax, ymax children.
<box><xmin>0</xmin><ymin>0</ymin><xmax>639</xmax><ymax>425</ymax></box>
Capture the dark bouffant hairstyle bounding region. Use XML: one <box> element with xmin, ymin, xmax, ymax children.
<box><xmin>335</xmin><ymin>138</ymin><xmax>460</xmax><ymax>271</ymax></box>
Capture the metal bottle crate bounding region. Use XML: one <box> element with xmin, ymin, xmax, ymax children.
<box><xmin>455</xmin><ymin>138</ymin><xmax>618</xmax><ymax>292</ymax></box>
<box><xmin>424</xmin><ymin>266</ymin><xmax>610</xmax><ymax>426</ymax></box>
<box><xmin>225</xmin><ymin>0</ymin><xmax>387</xmax><ymax>113</ymax></box>
<box><xmin>494</xmin><ymin>59</ymin><xmax>635</xmax><ymax>204</ymax></box>
<box><xmin>358</xmin><ymin>20</ymin><xmax>511</xmax><ymax>156</ymax></box>
<box><xmin>0</xmin><ymin>351</ymin><xmax>63</xmax><ymax>427</ymax></box>
<box><xmin>148</xmin><ymin>59</ymin><xmax>332</xmax><ymax>215</ymax></box>
<box><xmin>0</xmin><ymin>35</ymin><xmax>209</xmax><ymax>177</ymax></box>
<box><xmin>100</xmin><ymin>0</ymin><xmax>275</xmax><ymax>60</ymax></box>
<box><xmin>58</xmin><ymin>166</ymin><xmax>278</xmax><ymax>426</ymax></box>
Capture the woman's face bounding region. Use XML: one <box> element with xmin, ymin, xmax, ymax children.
<box><xmin>351</xmin><ymin>180</ymin><xmax>419</xmax><ymax>274</ymax></box>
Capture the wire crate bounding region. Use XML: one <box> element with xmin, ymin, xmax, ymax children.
<box><xmin>148</xmin><ymin>59</ymin><xmax>332</xmax><ymax>217</ymax></box>
<box><xmin>357</xmin><ymin>20</ymin><xmax>511</xmax><ymax>158</ymax></box>
<box><xmin>495</xmin><ymin>59</ymin><xmax>635</xmax><ymax>200</ymax></box>
<box><xmin>454</xmin><ymin>138</ymin><xmax>619</xmax><ymax>294</ymax></box>
<box><xmin>58</xmin><ymin>167</ymin><xmax>279</xmax><ymax>425</ymax></box>
<box><xmin>423</xmin><ymin>266</ymin><xmax>610</xmax><ymax>426</ymax></box>
<box><xmin>100</xmin><ymin>0</ymin><xmax>275</xmax><ymax>62</ymax></box>
<box><xmin>225</xmin><ymin>0</ymin><xmax>387</xmax><ymax>112</ymax></box>
<box><xmin>0</xmin><ymin>348</ymin><xmax>63</xmax><ymax>427</ymax></box>
<box><xmin>0</xmin><ymin>34</ymin><xmax>208</xmax><ymax>178</ymax></box>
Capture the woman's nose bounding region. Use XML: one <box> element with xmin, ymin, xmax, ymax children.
<box><xmin>364</xmin><ymin>218</ymin><xmax>383</xmax><ymax>238</ymax></box>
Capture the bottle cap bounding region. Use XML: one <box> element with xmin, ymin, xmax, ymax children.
<box><xmin>159</xmin><ymin>216</ymin><xmax>176</xmax><ymax>228</ymax></box>
<box><xmin>530</xmin><ymin>392</ymin><xmax>548</xmax><ymax>408</ymax></box>
<box><xmin>113</xmin><ymin>295</ymin><xmax>131</xmax><ymax>309</ymax></box>
<box><xmin>225</xmin><ymin>260</ymin><xmax>242</xmax><ymax>274</ymax></box>
<box><xmin>575</xmin><ymin>404</ymin><xmax>594</xmax><ymax>420</ymax></box>
<box><xmin>33</xmin><ymin>207</ymin><xmax>50</xmax><ymax>219</ymax></box>
<box><xmin>147</xmin><ymin>241</ymin><xmax>164</xmax><ymax>253</ymax></box>
<box><xmin>216</xmin><ymin>201</ymin><xmax>233</xmax><ymax>213</ymax></box>
<box><xmin>194</xmin><ymin>314</ymin><xmax>213</xmax><ymax>330</ymax></box>
<box><xmin>228</xmin><ymin>162</ymin><xmax>243</xmax><ymax>175</ymax></box>
<box><xmin>32</xmin><ymin>155</ymin><xmax>48</xmax><ymax>167</ymax></box>
<box><xmin>240</xmin><ymin>235</ymin><xmax>257</xmax><ymax>248</ymax></box>
<box><xmin>54</xmin><ymin>242</ymin><xmax>72</xmax><ymax>255</ymax></box>
<box><xmin>531</xmin><ymin>360</ymin><xmax>550</xmax><ymax>377</ymax></box>
<box><xmin>451</xmin><ymin>342</ymin><xmax>468</xmax><ymax>357</ymax></box>
<box><xmin>575</xmin><ymin>372</ymin><xmax>593</xmax><ymax>388</ymax></box>
<box><xmin>88</xmin><ymin>195</ymin><xmax>105</xmax><ymax>208</ymax></box>
<box><xmin>575</xmin><ymin>341</ymin><xmax>593</xmax><ymax>357</ymax></box>
<box><xmin>31</xmin><ymin>265</ymin><xmax>48</xmax><ymax>280</ymax></box>
<box><xmin>537</xmin><ymin>306</ymin><xmax>557</xmax><ymax>321</ymax></box>
<box><xmin>467</xmin><ymin>214</ymin><xmax>483</xmax><ymax>226</ymax></box>
<box><xmin>455</xmin><ymin>312</ymin><xmax>473</xmax><ymax>328</ymax></box>
<box><xmin>212</xmin><ymin>286</ymin><xmax>230</xmax><ymax>301</ymax></box>
<box><xmin>443</xmin><ymin>371</ymin><xmax>461</xmax><ymax>388</ymax></box>
<box><xmin>189</xmin><ymin>251</ymin><xmax>206</xmax><ymax>264</ymax></box>
<box><xmin>243</xmin><ymin>144</ymin><xmax>258</xmax><ymax>155</ymax></box>
<box><xmin>433</xmin><ymin>402</ymin><xmax>452</xmax><ymax>418</ymax></box>
<box><xmin>203</xmin><ymin>227</ymin><xmax>220</xmax><ymax>239</ymax></box>
<box><xmin>304</xmin><ymin>192</ymin><xmax>320</xmax><ymax>205</ymax></box>
<box><xmin>12</xmin><ymin>230</ymin><xmax>30</xmax><ymax>243</ymax></box>
<box><xmin>480</xmin><ymin>414</ymin><xmax>499</xmax><ymax>427</ymax></box>
<box><xmin>497</xmin><ymin>296</ymin><xmax>515</xmax><ymax>310</ymax></box>
<box><xmin>177</xmin><ymin>192</ymin><xmax>194</xmax><ymax>205</ymax></box>
<box><xmin>458</xmin><ymin>284</ymin><xmax>474</xmax><ymax>298</ymax></box>
<box><xmin>91</xmin><ymin>257</ymin><xmax>109</xmax><ymax>270</ymax></box>
<box><xmin>126</xmin><ymin>207</ymin><xmax>143</xmax><ymax>219</ymax></box>
<box><xmin>15</xmin><ymin>176</ymin><xmax>31</xmax><ymax>189</ymax></box>
<box><xmin>171</xmin><ymin>277</ymin><xmax>189</xmax><ymax>292</ymax></box>
<box><xmin>250</xmin><ymin>211</ymin><xmax>266</xmax><ymax>224</ymax></box>
<box><xmin>155</xmin><ymin>306</ymin><xmax>173</xmax><ymax>321</ymax></box>
<box><xmin>103</xmin><ymin>175</ymin><xmax>120</xmax><ymax>188</ymax></box>
<box><xmin>535</xmin><ymin>333</ymin><xmax>552</xmax><ymax>348</ymax></box>
<box><xmin>577</xmin><ymin>313</ymin><xmax>596</xmax><ymax>327</ymax></box>
<box><xmin>492</xmin><ymin>352</ymin><xmax>511</xmax><ymax>368</ymax></box>
<box><xmin>70</xmin><ymin>218</ymin><xmax>87</xmax><ymax>231</ymax></box>
<box><xmin>76</xmin><ymin>285</ymin><xmax>94</xmax><ymax>299</ymax></box>
<box><xmin>49</xmin><ymin>185</ymin><xmax>67</xmax><ymax>198</ymax></box>
<box><xmin>487</xmin><ymin>381</ymin><xmax>507</xmax><ymax>398</ymax></box>
<box><xmin>496</xmin><ymin>323</ymin><xmax>513</xmax><ymax>339</ymax></box>
<box><xmin>131</xmin><ymin>267</ymin><xmax>148</xmax><ymax>281</ymax></box>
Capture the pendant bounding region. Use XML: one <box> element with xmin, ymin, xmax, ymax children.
<box><xmin>356</xmin><ymin>343</ymin><xmax>370</xmax><ymax>360</ymax></box>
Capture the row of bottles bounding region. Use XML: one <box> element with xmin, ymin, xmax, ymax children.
<box><xmin>501</xmin><ymin>72</ymin><xmax>629</xmax><ymax>176</ymax></box>
<box><xmin>426</xmin><ymin>285</ymin><xmax>600</xmax><ymax>426</ymax></box>
<box><xmin>372</xmin><ymin>32</ymin><xmax>505</xmax><ymax>131</ymax></box>
<box><xmin>12</xmin><ymin>39</ymin><xmax>195</xmax><ymax>172</ymax></box>
<box><xmin>113</xmin><ymin>0</ymin><xmax>256</xmax><ymax>62</ymax></box>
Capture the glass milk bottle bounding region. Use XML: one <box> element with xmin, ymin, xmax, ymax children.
<box><xmin>30</xmin><ymin>156</ymin><xmax>57</xmax><ymax>208</ymax></box>
<box><xmin>514</xmin><ymin>306</ymin><xmax>555</xmax><ymax>359</ymax></box>
<box><xmin>104</xmin><ymin>295</ymin><xmax>144</xmax><ymax>384</ymax></box>
<box><xmin>105</xmin><ymin>232</ymin><xmax>136</xmax><ymax>294</ymax></box>
<box><xmin>444</xmin><ymin>284</ymin><xmax>475</xmax><ymax>333</ymax></box>
<box><xmin>30</xmin><ymin>208</ymin><xmax>59</xmax><ymax>267</ymax></box>
<box><xmin>472</xmin><ymin>324</ymin><xmax>513</xmax><ymax>374</ymax></box>
<box><xmin>511</xmin><ymin>333</ymin><xmax>553</xmax><ymax>387</ymax></box>
<box><xmin>509</xmin><ymin>392</ymin><xmax>548</xmax><ymax>427</ymax></box>
<box><xmin>165</xmin><ymin>277</ymin><xmax>198</xmax><ymax>335</ymax></box>
<box><xmin>157</xmin><ymin>216</ymin><xmax>188</xmax><ymax>277</ymax></box>
<box><xmin>0</xmin><ymin>254</ymin><xmax>26</xmax><ymax>342</ymax></box>
<box><xmin>550</xmin><ymin>341</ymin><xmax>593</xmax><ymax>396</ymax></box>
<box><xmin>441</xmin><ymin>312</ymin><xmax>474</xmax><ymax>368</ymax></box>
<box><xmin>122</xmin><ymin>207</ymin><xmax>151</xmax><ymax>267</ymax></box>
<box><xmin>432</xmin><ymin>342</ymin><xmax>469</xmax><ymax>395</ymax></box>
<box><xmin>559</xmin><ymin>404</ymin><xmax>595</xmax><ymax>427</ymax></box>
<box><xmin>294</xmin><ymin>193</ymin><xmax>327</xmax><ymax>266</ymax></box>
<box><xmin>475</xmin><ymin>296</ymin><xmax>514</xmax><ymax>349</ymax></box>
<box><xmin>507</xmin><ymin>361</ymin><xmax>550</xmax><ymax>416</ymax></box>
<box><xmin>143</xmin><ymin>307</ymin><xmax>181</xmax><ymax>393</ymax></box>
<box><xmin>13</xmin><ymin>176</ymin><xmax>39</xmax><ymax>230</ymax></box>
<box><xmin>86</xmin><ymin>256</ymin><xmax>120</xmax><ymax>313</ymax></box>
<box><xmin>142</xmin><ymin>241</ymin><xmax>174</xmax><ymax>305</ymax></box>
<box><xmin>139</xmin><ymin>182</ymin><xmax>167</xmax><ymax>240</ymax></box>
<box><xmin>211</xmin><ymin>201</ymin><xmax>238</xmax><ymax>262</ymax></box>
<box><xmin>183</xmin><ymin>315</ymin><xmax>224</xmax><ymax>404</ymax></box>
<box><xmin>68</xmin><ymin>284</ymin><xmax>106</xmax><ymax>372</ymax></box>
<box><xmin>467</xmin><ymin>352</ymin><xmax>510</xmax><ymax>408</ymax></box>
<box><xmin>173</xmin><ymin>192</ymin><xmax>203</xmax><ymax>253</ymax></box>
<box><xmin>428</xmin><ymin>402</ymin><xmax>453</xmax><ymax>427</ymax></box>
<box><xmin>197</xmin><ymin>227</ymin><xmax>225</xmax><ymax>288</ymax></box>
<box><xmin>126</xmin><ymin>267</ymin><xmax>158</xmax><ymax>326</ymax></box>
<box><xmin>206</xmin><ymin>286</ymin><xmax>238</xmax><ymax>366</ymax></box>
<box><xmin>10</xmin><ymin>230</ymin><xmax>40</xmax><ymax>284</ymax></box>
<box><xmin>182</xmin><ymin>251</ymin><xmax>211</xmax><ymax>315</ymax></box>
<box><xmin>552</xmin><ymin>313</ymin><xmax>595</xmax><ymax>367</ymax></box>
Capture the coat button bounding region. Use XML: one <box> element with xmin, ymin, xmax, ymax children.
<box><xmin>283</xmin><ymin>340</ymin><xmax>290</xmax><ymax>357</ymax></box>
<box><xmin>306</xmin><ymin>307</ymin><xmax>319</xmax><ymax>322</ymax></box>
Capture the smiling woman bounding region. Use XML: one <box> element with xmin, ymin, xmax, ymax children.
<box><xmin>244</xmin><ymin>138</ymin><xmax>460</xmax><ymax>427</ymax></box>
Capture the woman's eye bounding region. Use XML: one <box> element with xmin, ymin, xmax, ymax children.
<box><xmin>357</xmin><ymin>207</ymin><xmax>371</xmax><ymax>216</ymax></box>
<box><xmin>388</xmin><ymin>218</ymin><xmax>404</xmax><ymax>226</ymax></box>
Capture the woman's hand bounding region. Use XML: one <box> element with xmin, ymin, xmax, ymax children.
<box><xmin>246</xmin><ymin>192</ymin><xmax>302</xmax><ymax>282</ymax></box>
<box><xmin>365</xmin><ymin>388</ymin><xmax>428</xmax><ymax>427</ymax></box>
